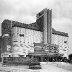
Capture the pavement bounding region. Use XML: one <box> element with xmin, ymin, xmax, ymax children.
<box><xmin>40</xmin><ymin>62</ymin><xmax>72</xmax><ymax>72</ymax></box>
<box><xmin>0</xmin><ymin>62</ymin><xmax>72</xmax><ymax>72</ymax></box>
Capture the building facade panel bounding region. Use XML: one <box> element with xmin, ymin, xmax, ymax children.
<box><xmin>25</xmin><ymin>29</ymin><xmax>30</xmax><ymax>44</ymax></box>
<box><xmin>11</xmin><ymin>27</ymin><xmax>69</xmax><ymax>57</ymax></box>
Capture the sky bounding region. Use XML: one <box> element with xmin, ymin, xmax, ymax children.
<box><xmin>0</xmin><ymin>0</ymin><xmax>72</xmax><ymax>55</ymax></box>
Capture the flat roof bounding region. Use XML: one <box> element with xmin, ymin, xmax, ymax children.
<box><xmin>2</xmin><ymin>19</ymin><xmax>68</xmax><ymax>37</ymax></box>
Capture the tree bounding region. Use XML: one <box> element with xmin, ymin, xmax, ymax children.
<box><xmin>68</xmin><ymin>54</ymin><xmax>72</xmax><ymax>60</ymax></box>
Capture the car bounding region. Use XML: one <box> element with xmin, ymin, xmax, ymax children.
<box><xmin>29</xmin><ymin>62</ymin><xmax>41</xmax><ymax>69</ymax></box>
<box><xmin>29</xmin><ymin>65</ymin><xmax>41</xmax><ymax>69</ymax></box>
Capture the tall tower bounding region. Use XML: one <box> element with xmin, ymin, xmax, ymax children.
<box><xmin>36</xmin><ymin>8</ymin><xmax>52</xmax><ymax>44</ymax></box>
<box><xmin>1</xmin><ymin>20</ymin><xmax>12</xmax><ymax>57</ymax></box>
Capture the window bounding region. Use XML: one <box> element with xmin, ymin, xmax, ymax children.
<box><xmin>19</xmin><ymin>34</ymin><xmax>24</xmax><ymax>37</ymax></box>
<box><xmin>13</xmin><ymin>41</ymin><xmax>18</xmax><ymax>42</ymax></box>
<box><xmin>64</xmin><ymin>41</ymin><xmax>67</xmax><ymax>43</ymax></box>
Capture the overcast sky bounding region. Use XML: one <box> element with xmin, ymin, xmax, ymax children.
<box><xmin>0</xmin><ymin>0</ymin><xmax>72</xmax><ymax>54</ymax></box>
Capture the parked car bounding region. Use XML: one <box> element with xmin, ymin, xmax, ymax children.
<box><xmin>29</xmin><ymin>62</ymin><xmax>41</xmax><ymax>69</ymax></box>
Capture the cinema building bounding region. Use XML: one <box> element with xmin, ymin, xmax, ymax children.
<box><xmin>0</xmin><ymin>8</ymin><xmax>69</xmax><ymax>63</ymax></box>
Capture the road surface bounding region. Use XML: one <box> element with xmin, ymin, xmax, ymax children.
<box><xmin>0</xmin><ymin>62</ymin><xmax>72</xmax><ymax>72</ymax></box>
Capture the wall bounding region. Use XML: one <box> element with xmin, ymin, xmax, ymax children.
<box><xmin>12</xmin><ymin>27</ymin><xmax>42</xmax><ymax>57</ymax></box>
<box><xmin>52</xmin><ymin>34</ymin><xmax>69</xmax><ymax>57</ymax></box>
<box><xmin>1</xmin><ymin>20</ymin><xmax>12</xmax><ymax>57</ymax></box>
<box><xmin>12</xmin><ymin>27</ymin><xmax>69</xmax><ymax>57</ymax></box>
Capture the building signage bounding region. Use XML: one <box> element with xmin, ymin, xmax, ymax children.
<box><xmin>7</xmin><ymin>45</ymin><xmax>11</xmax><ymax>52</ymax></box>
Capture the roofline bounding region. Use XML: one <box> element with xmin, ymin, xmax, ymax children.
<box><xmin>2</xmin><ymin>19</ymin><xmax>69</xmax><ymax>37</ymax></box>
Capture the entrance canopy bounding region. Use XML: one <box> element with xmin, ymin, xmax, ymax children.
<box><xmin>28</xmin><ymin>52</ymin><xmax>61</xmax><ymax>57</ymax></box>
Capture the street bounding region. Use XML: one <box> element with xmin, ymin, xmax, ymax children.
<box><xmin>0</xmin><ymin>62</ymin><xmax>72</xmax><ymax>72</ymax></box>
